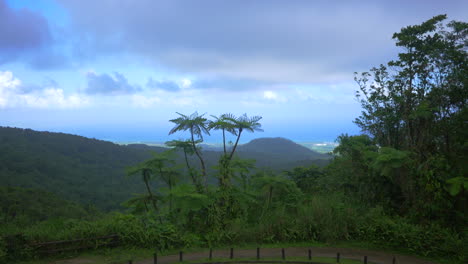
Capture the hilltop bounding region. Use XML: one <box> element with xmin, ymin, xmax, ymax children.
<box><xmin>239</xmin><ymin>137</ymin><xmax>328</xmax><ymax>160</ymax></box>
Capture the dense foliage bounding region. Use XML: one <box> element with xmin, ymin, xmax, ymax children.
<box><xmin>351</xmin><ymin>14</ymin><xmax>467</xmax><ymax>226</ymax></box>
<box><xmin>0</xmin><ymin>127</ymin><xmax>158</xmax><ymax>210</ymax></box>
<box><xmin>0</xmin><ymin>187</ymin><xmax>95</xmax><ymax>226</ymax></box>
<box><xmin>0</xmin><ymin>15</ymin><xmax>466</xmax><ymax>264</ymax></box>
<box><xmin>0</xmin><ymin>127</ymin><xmax>326</xmax><ymax>210</ymax></box>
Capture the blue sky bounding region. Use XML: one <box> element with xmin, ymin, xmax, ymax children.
<box><xmin>1</xmin><ymin>0</ymin><xmax>466</xmax><ymax>143</ymax></box>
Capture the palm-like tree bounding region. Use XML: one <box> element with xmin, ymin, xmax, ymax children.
<box><xmin>231</xmin><ymin>157</ymin><xmax>256</xmax><ymax>191</ymax></box>
<box><xmin>208</xmin><ymin>113</ymin><xmax>237</xmax><ymax>154</ymax></box>
<box><xmin>166</xmin><ymin>139</ymin><xmax>203</xmax><ymax>191</ymax></box>
<box><xmin>145</xmin><ymin>151</ymin><xmax>179</xmax><ymax>213</ymax></box>
<box><xmin>228</xmin><ymin>114</ymin><xmax>263</xmax><ymax>161</ymax></box>
<box><xmin>169</xmin><ymin>112</ymin><xmax>210</xmax><ymax>186</ymax></box>
<box><xmin>126</xmin><ymin>163</ymin><xmax>158</xmax><ymax>211</ymax></box>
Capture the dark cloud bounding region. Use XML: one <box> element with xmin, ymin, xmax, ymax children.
<box><xmin>0</xmin><ymin>0</ymin><xmax>52</xmax><ymax>64</ymax></box>
<box><xmin>85</xmin><ymin>72</ymin><xmax>141</xmax><ymax>95</ymax></box>
<box><xmin>146</xmin><ymin>78</ymin><xmax>181</xmax><ymax>92</ymax></box>
<box><xmin>60</xmin><ymin>0</ymin><xmax>468</xmax><ymax>83</ymax></box>
<box><xmin>27</xmin><ymin>49</ymin><xmax>71</xmax><ymax>70</ymax></box>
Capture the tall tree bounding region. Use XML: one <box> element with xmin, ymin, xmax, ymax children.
<box><xmin>126</xmin><ymin>163</ymin><xmax>158</xmax><ymax>211</ymax></box>
<box><xmin>127</xmin><ymin>150</ymin><xmax>179</xmax><ymax>214</ymax></box>
<box><xmin>165</xmin><ymin>139</ymin><xmax>203</xmax><ymax>192</ymax></box>
<box><xmin>211</xmin><ymin>114</ymin><xmax>262</xmax><ymax>188</ymax></box>
<box><xmin>353</xmin><ymin>15</ymin><xmax>467</xmax><ymax>223</ymax></box>
<box><xmin>169</xmin><ymin>112</ymin><xmax>210</xmax><ymax>188</ymax></box>
<box><xmin>231</xmin><ymin>157</ymin><xmax>256</xmax><ymax>191</ymax></box>
<box><xmin>208</xmin><ymin>114</ymin><xmax>237</xmax><ymax>155</ymax></box>
<box><xmin>228</xmin><ymin>114</ymin><xmax>263</xmax><ymax>161</ymax></box>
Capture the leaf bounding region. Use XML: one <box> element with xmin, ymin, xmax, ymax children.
<box><xmin>446</xmin><ymin>177</ymin><xmax>468</xmax><ymax>196</ymax></box>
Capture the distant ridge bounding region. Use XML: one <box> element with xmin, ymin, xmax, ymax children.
<box><xmin>238</xmin><ymin>137</ymin><xmax>329</xmax><ymax>160</ymax></box>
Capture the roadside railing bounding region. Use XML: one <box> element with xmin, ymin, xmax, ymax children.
<box><xmin>30</xmin><ymin>234</ymin><xmax>119</xmax><ymax>255</ymax></box>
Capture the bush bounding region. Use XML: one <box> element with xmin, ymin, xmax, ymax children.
<box><xmin>2</xmin><ymin>195</ymin><xmax>465</xmax><ymax>263</ymax></box>
<box><xmin>355</xmin><ymin>207</ymin><xmax>466</xmax><ymax>261</ymax></box>
<box><xmin>0</xmin><ymin>236</ymin><xmax>6</xmax><ymax>262</ymax></box>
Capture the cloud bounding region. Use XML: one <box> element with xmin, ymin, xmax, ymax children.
<box><xmin>146</xmin><ymin>78</ymin><xmax>181</xmax><ymax>92</ymax></box>
<box><xmin>181</xmin><ymin>78</ymin><xmax>192</xmax><ymax>88</ymax></box>
<box><xmin>27</xmin><ymin>49</ymin><xmax>71</xmax><ymax>70</ymax></box>
<box><xmin>146</xmin><ymin>76</ymin><xmax>271</xmax><ymax>93</ymax></box>
<box><xmin>60</xmin><ymin>0</ymin><xmax>468</xmax><ymax>83</ymax></box>
<box><xmin>0</xmin><ymin>0</ymin><xmax>52</xmax><ymax>64</ymax></box>
<box><xmin>131</xmin><ymin>94</ymin><xmax>161</xmax><ymax>108</ymax></box>
<box><xmin>0</xmin><ymin>71</ymin><xmax>88</xmax><ymax>108</ymax></box>
<box><xmin>262</xmin><ymin>90</ymin><xmax>287</xmax><ymax>103</ymax></box>
<box><xmin>263</xmin><ymin>91</ymin><xmax>278</xmax><ymax>100</ymax></box>
<box><xmin>85</xmin><ymin>72</ymin><xmax>141</xmax><ymax>95</ymax></box>
<box><xmin>191</xmin><ymin>77</ymin><xmax>270</xmax><ymax>91</ymax></box>
<box><xmin>292</xmin><ymin>83</ymin><xmax>357</xmax><ymax>104</ymax></box>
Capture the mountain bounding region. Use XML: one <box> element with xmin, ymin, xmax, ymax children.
<box><xmin>0</xmin><ymin>127</ymin><xmax>330</xmax><ymax>210</ymax></box>
<box><xmin>238</xmin><ymin>137</ymin><xmax>328</xmax><ymax>160</ymax></box>
<box><xmin>230</xmin><ymin>137</ymin><xmax>330</xmax><ymax>170</ymax></box>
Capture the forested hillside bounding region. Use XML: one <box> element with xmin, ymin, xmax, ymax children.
<box><xmin>238</xmin><ymin>137</ymin><xmax>328</xmax><ymax>160</ymax></box>
<box><xmin>237</xmin><ymin>137</ymin><xmax>330</xmax><ymax>167</ymax></box>
<box><xmin>0</xmin><ymin>186</ymin><xmax>95</xmax><ymax>225</ymax></box>
<box><xmin>0</xmin><ymin>127</ymin><xmax>328</xmax><ymax>210</ymax></box>
<box><xmin>0</xmin><ymin>127</ymin><xmax>159</xmax><ymax>210</ymax></box>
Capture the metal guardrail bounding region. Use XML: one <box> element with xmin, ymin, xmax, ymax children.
<box><xmin>145</xmin><ymin>248</ymin><xmax>391</xmax><ymax>264</ymax></box>
<box><xmin>29</xmin><ymin>234</ymin><xmax>119</xmax><ymax>255</ymax></box>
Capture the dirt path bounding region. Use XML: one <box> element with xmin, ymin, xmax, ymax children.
<box><xmin>135</xmin><ymin>247</ymin><xmax>438</xmax><ymax>264</ymax></box>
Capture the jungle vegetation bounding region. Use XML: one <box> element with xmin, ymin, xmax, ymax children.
<box><xmin>0</xmin><ymin>127</ymin><xmax>327</xmax><ymax>211</ymax></box>
<box><xmin>0</xmin><ymin>15</ymin><xmax>466</xmax><ymax>263</ymax></box>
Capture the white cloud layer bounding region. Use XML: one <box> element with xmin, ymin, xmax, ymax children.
<box><xmin>0</xmin><ymin>71</ymin><xmax>89</xmax><ymax>109</ymax></box>
<box><xmin>131</xmin><ymin>94</ymin><xmax>161</xmax><ymax>108</ymax></box>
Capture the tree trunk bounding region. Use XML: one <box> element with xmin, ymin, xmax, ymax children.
<box><xmin>268</xmin><ymin>185</ymin><xmax>273</xmax><ymax>210</ymax></box>
<box><xmin>222</xmin><ymin>129</ymin><xmax>226</xmax><ymax>154</ymax></box>
<box><xmin>183</xmin><ymin>150</ymin><xmax>200</xmax><ymax>191</ymax></box>
<box><xmin>143</xmin><ymin>176</ymin><xmax>157</xmax><ymax>211</ymax></box>
<box><xmin>191</xmin><ymin>130</ymin><xmax>207</xmax><ymax>189</ymax></box>
<box><xmin>229</xmin><ymin>128</ymin><xmax>243</xmax><ymax>161</ymax></box>
<box><xmin>169</xmin><ymin>176</ymin><xmax>173</xmax><ymax>213</ymax></box>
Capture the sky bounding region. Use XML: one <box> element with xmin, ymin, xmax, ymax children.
<box><xmin>0</xmin><ymin>0</ymin><xmax>467</xmax><ymax>143</ymax></box>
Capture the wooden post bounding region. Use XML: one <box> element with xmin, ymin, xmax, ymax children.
<box><xmin>257</xmin><ymin>247</ymin><xmax>260</xmax><ymax>259</ymax></box>
<box><xmin>230</xmin><ymin>248</ymin><xmax>234</xmax><ymax>259</ymax></box>
<box><xmin>209</xmin><ymin>248</ymin><xmax>213</xmax><ymax>260</ymax></box>
<box><xmin>364</xmin><ymin>256</ymin><xmax>368</xmax><ymax>264</ymax></box>
<box><xmin>281</xmin><ymin>248</ymin><xmax>285</xmax><ymax>260</ymax></box>
<box><xmin>153</xmin><ymin>252</ymin><xmax>157</xmax><ymax>264</ymax></box>
<box><xmin>308</xmin><ymin>249</ymin><xmax>311</xmax><ymax>260</ymax></box>
<box><xmin>179</xmin><ymin>251</ymin><xmax>183</xmax><ymax>262</ymax></box>
<box><xmin>337</xmin><ymin>252</ymin><xmax>340</xmax><ymax>263</ymax></box>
